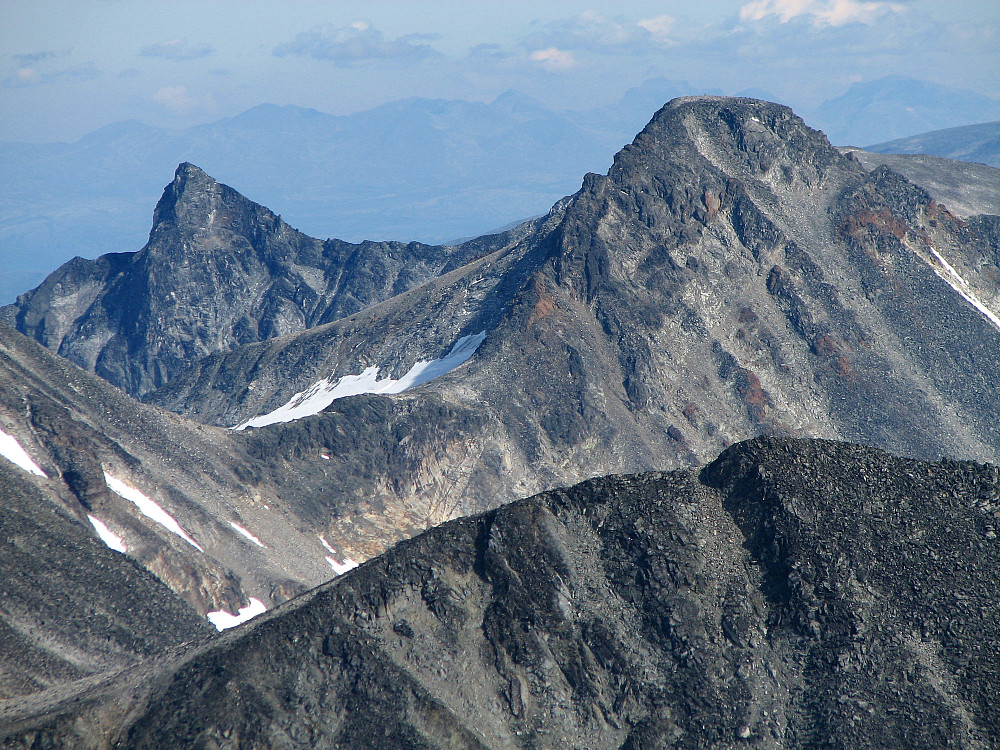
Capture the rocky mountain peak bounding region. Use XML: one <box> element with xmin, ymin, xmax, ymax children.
<box><xmin>547</xmin><ymin>97</ymin><xmax>857</xmax><ymax>307</ymax></box>
<box><xmin>146</xmin><ymin>161</ymin><xmax>288</xmax><ymax>261</ymax></box>
<box><xmin>3</xmin><ymin>161</ymin><xmax>491</xmax><ymax>397</ymax></box>
<box><xmin>575</xmin><ymin>96</ymin><xmax>850</xmax><ymax>214</ymax></box>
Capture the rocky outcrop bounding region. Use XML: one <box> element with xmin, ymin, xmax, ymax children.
<box><xmin>148</xmin><ymin>98</ymin><xmax>1000</xmax><ymax>527</ymax></box>
<box><xmin>5</xmin><ymin>438</ymin><xmax>998</xmax><ymax>748</ymax></box>
<box><xmin>3</xmin><ymin>163</ymin><xmax>495</xmax><ymax>397</ymax></box>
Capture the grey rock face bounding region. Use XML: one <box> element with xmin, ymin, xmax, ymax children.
<box><xmin>4</xmin><ymin>162</ymin><xmax>489</xmax><ymax>397</ymax></box>
<box><xmin>5</xmin><ymin>437</ymin><xmax>998</xmax><ymax>748</ymax></box>
<box><xmin>148</xmin><ymin>97</ymin><xmax>1000</xmax><ymax>527</ymax></box>
<box><xmin>846</xmin><ymin>148</ymin><xmax>1000</xmax><ymax>217</ymax></box>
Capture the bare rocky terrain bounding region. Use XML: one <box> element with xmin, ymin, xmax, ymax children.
<box><xmin>1</xmin><ymin>162</ymin><xmax>509</xmax><ymax>398</ymax></box>
<box><xmin>2</xmin><ymin>96</ymin><xmax>1000</xmax><ymax>747</ymax></box>
<box><xmin>3</xmin><ymin>438</ymin><xmax>999</xmax><ymax>748</ymax></box>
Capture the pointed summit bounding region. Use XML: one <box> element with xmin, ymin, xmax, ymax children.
<box><xmin>7</xmin><ymin>162</ymin><xmax>481</xmax><ymax>397</ymax></box>
<box><xmin>146</xmin><ymin>162</ymin><xmax>283</xmax><ymax>252</ymax></box>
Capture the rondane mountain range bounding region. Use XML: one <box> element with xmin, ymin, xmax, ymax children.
<box><xmin>1</xmin><ymin>96</ymin><xmax>999</xmax><ymax>748</ymax></box>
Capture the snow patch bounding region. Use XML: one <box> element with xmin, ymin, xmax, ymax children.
<box><xmin>320</xmin><ymin>535</ymin><xmax>358</xmax><ymax>574</ymax></box>
<box><xmin>229</xmin><ymin>521</ymin><xmax>265</xmax><ymax>548</ymax></box>
<box><xmin>0</xmin><ymin>428</ymin><xmax>47</xmax><ymax>477</ymax></box>
<box><xmin>103</xmin><ymin>471</ymin><xmax>204</xmax><ymax>552</ymax></box>
<box><xmin>319</xmin><ymin>535</ymin><xmax>337</xmax><ymax>555</ymax></box>
<box><xmin>327</xmin><ymin>556</ymin><xmax>359</xmax><ymax>576</ymax></box>
<box><xmin>87</xmin><ymin>515</ymin><xmax>127</xmax><ymax>553</ymax></box>
<box><xmin>234</xmin><ymin>331</ymin><xmax>487</xmax><ymax>430</ymax></box>
<box><xmin>206</xmin><ymin>598</ymin><xmax>267</xmax><ymax>631</ymax></box>
<box><xmin>929</xmin><ymin>249</ymin><xmax>1000</xmax><ymax>331</ymax></box>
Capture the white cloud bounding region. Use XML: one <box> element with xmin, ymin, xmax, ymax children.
<box><xmin>638</xmin><ymin>15</ymin><xmax>677</xmax><ymax>43</ymax></box>
<box><xmin>274</xmin><ymin>21</ymin><xmax>436</xmax><ymax>66</ymax></box>
<box><xmin>526</xmin><ymin>11</ymin><xmax>648</xmax><ymax>51</ymax></box>
<box><xmin>529</xmin><ymin>47</ymin><xmax>576</xmax><ymax>71</ymax></box>
<box><xmin>152</xmin><ymin>84</ymin><xmax>215</xmax><ymax>114</ymax></box>
<box><xmin>3</xmin><ymin>61</ymin><xmax>98</xmax><ymax>88</ymax></box>
<box><xmin>740</xmin><ymin>0</ymin><xmax>905</xmax><ymax>27</ymax></box>
<box><xmin>7</xmin><ymin>67</ymin><xmax>43</xmax><ymax>86</ymax></box>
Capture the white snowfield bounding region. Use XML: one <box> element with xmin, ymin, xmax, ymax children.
<box><xmin>206</xmin><ymin>598</ymin><xmax>267</xmax><ymax>631</ymax></box>
<box><xmin>87</xmin><ymin>515</ymin><xmax>127</xmax><ymax>553</ymax></box>
<box><xmin>0</xmin><ymin>427</ymin><xmax>47</xmax><ymax>477</ymax></box>
<box><xmin>326</xmin><ymin>556</ymin><xmax>359</xmax><ymax>576</ymax></box>
<box><xmin>929</xmin><ymin>249</ymin><xmax>1000</xmax><ymax>331</ymax></box>
<box><xmin>229</xmin><ymin>521</ymin><xmax>265</xmax><ymax>548</ymax></box>
<box><xmin>234</xmin><ymin>331</ymin><xmax>487</xmax><ymax>430</ymax></box>
<box><xmin>103</xmin><ymin>471</ymin><xmax>204</xmax><ymax>552</ymax></box>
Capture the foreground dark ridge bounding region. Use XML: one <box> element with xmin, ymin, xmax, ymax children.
<box><xmin>4</xmin><ymin>437</ymin><xmax>998</xmax><ymax>748</ymax></box>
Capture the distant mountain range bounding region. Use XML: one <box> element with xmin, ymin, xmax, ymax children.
<box><xmin>867</xmin><ymin>120</ymin><xmax>1000</xmax><ymax>167</ymax></box>
<box><xmin>3</xmin><ymin>75</ymin><xmax>998</xmax><ymax>307</ymax></box>
<box><xmin>812</xmin><ymin>75</ymin><xmax>1000</xmax><ymax>147</ymax></box>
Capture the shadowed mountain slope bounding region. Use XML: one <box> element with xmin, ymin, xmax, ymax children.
<box><xmin>4</xmin><ymin>437</ymin><xmax>998</xmax><ymax>748</ymax></box>
<box><xmin>0</xmin><ymin>461</ymin><xmax>212</xmax><ymax>705</ymax></box>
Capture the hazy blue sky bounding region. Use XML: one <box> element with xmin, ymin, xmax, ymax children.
<box><xmin>2</xmin><ymin>0</ymin><xmax>999</xmax><ymax>142</ymax></box>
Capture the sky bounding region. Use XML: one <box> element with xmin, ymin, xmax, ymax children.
<box><xmin>2</xmin><ymin>0</ymin><xmax>999</xmax><ymax>144</ymax></box>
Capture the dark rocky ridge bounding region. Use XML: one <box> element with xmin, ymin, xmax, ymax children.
<box><xmin>846</xmin><ymin>148</ymin><xmax>1000</xmax><ymax>218</ymax></box>
<box><xmin>4</xmin><ymin>437</ymin><xmax>998</xmax><ymax>748</ymax></box>
<box><xmin>2</xmin><ymin>162</ymin><xmax>506</xmax><ymax>397</ymax></box>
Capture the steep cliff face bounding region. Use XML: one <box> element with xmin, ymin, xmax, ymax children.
<box><xmin>148</xmin><ymin>98</ymin><xmax>1000</xmax><ymax>531</ymax></box>
<box><xmin>3</xmin><ymin>163</ymin><xmax>492</xmax><ymax>397</ymax></box>
<box><xmin>5</xmin><ymin>438</ymin><xmax>998</xmax><ymax>748</ymax></box>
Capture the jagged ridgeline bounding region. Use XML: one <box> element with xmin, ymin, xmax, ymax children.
<box><xmin>6</xmin><ymin>98</ymin><xmax>1000</xmax><ymax>474</ymax></box>
<box><xmin>2</xmin><ymin>97</ymin><xmax>1000</xmax><ymax>746</ymax></box>
<box><xmin>4</xmin><ymin>438</ymin><xmax>999</xmax><ymax>747</ymax></box>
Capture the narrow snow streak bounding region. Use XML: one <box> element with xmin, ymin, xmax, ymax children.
<box><xmin>87</xmin><ymin>515</ymin><xmax>127</xmax><ymax>553</ymax></box>
<box><xmin>320</xmin><ymin>535</ymin><xmax>358</xmax><ymax>575</ymax></box>
<box><xmin>206</xmin><ymin>598</ymin><xmax>267</xmax><ymax>631</ymax></box>
<box><xmin>234</xmin><ymin>331</ymin><xmax>487</xmax><ymax>430</ymax></box>
<box><xmin>929</xmin><ymin>249</ymin><xmax>1000</xmax><ymax>331</ymax></box>
<box><xmin>103</xmin><ymin>471</ymin><xmax>204</xmax><ymax>552</ymax></box>
<box><xmin>319</xmin><ymin>535</ymin><xmax>337</xmax><ymax>555</ymax></box>
<box><xmin>0</xmin><ymin>428</ymin><xmax>47</xmax><ymax>477</ymax></box>
<box><xmin>229</xmin><ymin>521</ymin><xmax>265</xmax><ymax>548</ymax></box>
<box><xmin>326</xmin><ymin>556</ymin><xmax>359</xmax><ymax>576</ymax></box>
